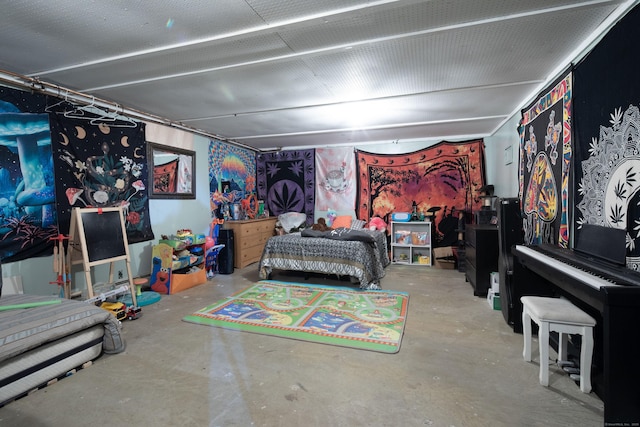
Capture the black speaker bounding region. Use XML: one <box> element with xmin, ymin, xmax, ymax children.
<box><xmin>497</xmin><ymin>197</ymin><xmax>523</xmax><ymax>328</ymax></box>
<box><xmin>217</xmin><ymin>229</ymin><xmax>235</xmax><ymax>274</ymax></box>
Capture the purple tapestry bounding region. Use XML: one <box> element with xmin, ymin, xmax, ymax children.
<box><xmin>256</xmin><ymin>150</ymin><xmax>315</xmax><ymax>225</ymax></box>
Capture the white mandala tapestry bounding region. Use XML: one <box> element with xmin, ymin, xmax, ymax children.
<box><xmin>576</xmin><ymin>104</ymin><xmax>640</xmax><ymax>269</ymax></box>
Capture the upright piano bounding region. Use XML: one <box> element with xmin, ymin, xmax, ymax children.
<box><xmin>512</xmin><ymin>230</ymin><xmax>640</xmax><ymax>425</ymax></box>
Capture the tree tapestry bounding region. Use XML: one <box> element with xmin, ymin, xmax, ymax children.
<box><xmin>256</xmin><ymin>149</ymin><xmax>315</xmax><ymax>225</ymax></box>
<box><xmin>356</xmin><ymin>140</ymin><xmax>485</xmax><ymax>246</ymax></box>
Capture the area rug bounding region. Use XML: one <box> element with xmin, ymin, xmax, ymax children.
<box><xmin>182</xmin><ymin>280</ymin><xmax>409</xmax><ymax>353</ymax></box>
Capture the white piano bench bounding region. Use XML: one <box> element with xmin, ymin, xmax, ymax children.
<box><xmin>520</xmin><ymin>296</ymin><xmax>596</xmax><ymax>393</ymax></box>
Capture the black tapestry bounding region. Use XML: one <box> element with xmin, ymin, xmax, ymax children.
<box><xmin>0</xmin><ymin>86</ymin><xmax>58</xmax><ymax>262</ymax></box>
<box><xmin>573</xmin><ymin>4</ymin><xmax>640</xmax><ymax>269</ymax></box>
<box><xmin>256</xmin><ymin>150</ymin><xmax>315</xmax><ymax>225</ymax></box>
<box><xmin>49</xmin><ymin>114</ymin><xmax>154</xmax><ymax>243</ymax></box>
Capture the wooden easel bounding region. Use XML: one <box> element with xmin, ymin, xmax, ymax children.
<box><xmin>68</xmin><ymin>207</ymin><xmax>138</xmax><ymax>307</ymax></box>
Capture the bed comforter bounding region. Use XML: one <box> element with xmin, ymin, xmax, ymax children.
<box><xmin>258</xmin><ymin>229</ymin><xmax>390</xmax><ymax>289</ymax></box>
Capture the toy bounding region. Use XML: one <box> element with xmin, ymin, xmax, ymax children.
<box><xmin>326</xmin><ymin>209</ymin><xmax>337</xmax><ymax>227</ymax></box>
<box><xmin>368</xmin><ymin>216</ymin><xmax>387</xmax><ymax>231</ymax></box>
<box><xmin>99</xmin><ymin>301</ymin><xmax>142</xmax><ymax>321</ymax></box>
<box><xmin>99</xmin><ymin>301</ymin><xmax>126</xmax><ymax>321</ymax></box>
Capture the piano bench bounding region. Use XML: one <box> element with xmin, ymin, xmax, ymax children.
<box><xmin>520</xmin><ymin>296</ymin><xmax>596</xmax><ymax>393</ymax></box>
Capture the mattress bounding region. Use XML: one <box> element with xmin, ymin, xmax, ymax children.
<box><xmin>258</xmin><ymin>229</ymin><xmax>390</xmax><ymax>289</ymax></box>
<box><xmin>0</xmin><ymin>294</ymin><xmax>124</xmax><ymax>406</ymax></box>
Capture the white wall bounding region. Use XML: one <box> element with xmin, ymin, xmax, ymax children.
<box><xmin>483</xmin><ymin>114</ymin><xmax>521</xmax><ymax>199</ymax></box>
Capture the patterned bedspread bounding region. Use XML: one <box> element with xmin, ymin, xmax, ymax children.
<box><xmin>258</xmin><ymin>230</ymin><xmax>390</xmax><ymax>289</ymax></box>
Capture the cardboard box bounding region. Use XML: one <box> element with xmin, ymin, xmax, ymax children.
<box><xmin>487</xmin><ymin>289</ymin><xmax>501</xmax><ymax>310</ymax></box>
<box><xmin>433</xmin><ymin>246</ymin><xmax>455</xmax><ymax>269</ymax></box>
<box><xmin>490</xmin><ymin>272</ymin><xmax>500</xmax><ymax>292</ymax></box>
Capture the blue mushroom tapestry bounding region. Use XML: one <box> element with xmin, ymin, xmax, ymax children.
<box><xmin>0</xmin><ymin>87</ymin><xmax>58</xmax><ymax>262</ymax></box>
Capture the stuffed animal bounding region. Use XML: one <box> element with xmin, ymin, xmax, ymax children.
<box><xmin>367</xmin><ymin>216</ymin><xmax>387</xmax><ymax>231</ymax></box>
<box><xmin>311</xmin><ymin>217</ymin><xmax>332</xmax><ymax>231</ymax></box>
<box><xmin>326</xmin><ymin>209</ymin><xmax>337</xmax><ymax>227</ymax></box>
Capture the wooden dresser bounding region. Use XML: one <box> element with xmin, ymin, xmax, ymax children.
<box><xmin>223</xmin><ymin>217</ymin><xmax>277</xmax><ymax>269</ymax></box>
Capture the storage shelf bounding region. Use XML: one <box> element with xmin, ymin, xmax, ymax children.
<box><xmin>390</xmin><ymin>220</ymin><xmax>432</xmax><ymax>266</ymax></box>
<box><xmin>151</xmin><ymin>240</ymin><xmax>207</xmax><ymax>294</ymax></box>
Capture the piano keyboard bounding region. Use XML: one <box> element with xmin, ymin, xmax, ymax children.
<box><xmin>514</xmin><ymin>245</ymin><xmax>621</xmax><ymax>290</ymax></box>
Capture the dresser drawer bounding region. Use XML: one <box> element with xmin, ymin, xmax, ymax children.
<box><xmin>238</xmin><ymin>244</ymin><xmax>264</xmax><ymax>267</ymax></box>
<box><xmin>237</xmin><ymin>222</ymin><xmax>263</xmax><ymax>236</ymax></box>
<box><xmin>225</xmin><ymin>218</ymin><xmax>277</xmax><ymax>269</ymax></box>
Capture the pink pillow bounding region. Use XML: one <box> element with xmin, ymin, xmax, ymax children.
<box><xmin>331</xmin><ymin>215</ymin><xmax>353</xmax><ymax>229</ymax></box>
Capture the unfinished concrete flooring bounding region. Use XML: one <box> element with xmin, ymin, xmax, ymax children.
<box><xmin>0</xmin><ymin>265</ymin><xmax>604</xmax><ymax>426</ymax></box>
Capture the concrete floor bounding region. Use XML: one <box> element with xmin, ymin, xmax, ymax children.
<box><xmin>0</xmin><ymin>265</ymin><xmax>604</xmax><ymax>426</ymax></box>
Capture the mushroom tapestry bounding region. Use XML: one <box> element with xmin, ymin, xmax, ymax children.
<box><xmin>48</xmin><ymin>114</ymin><xmax>154</xmax><ymax>244</ymax></box>
<box><xmin>518</xmin><ymin>72</ymin><xmax>572</xmax><ymax>247</ymax></box>
<box><xmin>0</xmin><ymin>88</ymin><xmax>58</xmax><ymax>262</ymax></box>
<box><xmin>208</xmin><ymin>139</ymin><xmax>256</xmax><ymax>217</ymax></box>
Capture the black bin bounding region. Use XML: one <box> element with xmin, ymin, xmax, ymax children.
<box><xmin>217</xmin><ymin>229</ymin><xmax>234</xmax><ymax>274</ymax></box>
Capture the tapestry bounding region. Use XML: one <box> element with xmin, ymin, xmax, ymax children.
<box><xmin>315</xmin><ymin>147</ymin><xmax>356</xmax><ymax>211</ymax></box>
<box><xmin>49</xmin><ymin>114</ymin><xmax>154</xmax><ymax>244</ymax></box>
<box><xmin>573</xmin><ymin>4</ymin><xmax>640</xmax><ymax>268</ymax></box>
<box><xmin>152</xmin><ymin>157</ymin><xmax>178</xmax><ymax>193</ymax></box>
<box><xmin>183</xmin><ymin>280</ymin><xmax>409</xmax><ymax>353</ymax></box>
<box><xmin>518</xmin><ymin>71</ymin><xmax>572</xmax><ymax>247</ymax></box>
<box><xmin>208</xmin><ymin>139</ymin><xmax>256</xmax><ymax>215</ymax></box>
<box><xmin>0</xmin><ymin>86</ymin><xmax>58</xmax><ymax>262</ymax></box>
<box><xmin>256</xmin><ymin>150</ymin><xmax>315</xmax><ymax>225</ymax></box>
<box><xmin>356</xmin><ymin>140</ymin><xmax>485</xmax><ymax>246</ymax></box>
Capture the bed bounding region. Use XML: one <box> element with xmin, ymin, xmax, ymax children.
<box><xmin>0</xmin><ymin>294</ymin><xmax>125</xmax><ymax>406</ymax></box>
<box><xmin>258</xmin><ymin>228</ymin><xmax>390</xmax><ymax>289</ymax></box>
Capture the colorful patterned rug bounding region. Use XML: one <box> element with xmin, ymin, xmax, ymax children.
<box><xmin>183</xmin><ymin>280</ymin><xmax>409</xmax><ymax>353</ymax></box>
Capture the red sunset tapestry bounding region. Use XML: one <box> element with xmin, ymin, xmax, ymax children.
<box><xmin>356</xmin><ymin>140</ymin><xmax>486</xmax><ymax>245</ymax></box>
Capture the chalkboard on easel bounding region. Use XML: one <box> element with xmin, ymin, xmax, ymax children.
<box><xmin>80</xmin><ymin>209</ymin><xmax>127</xmax><ymax>263</ymax></box>
<box><xmin>69</xmin><ymin>207</ymin><xmax>137</xmax><ymax>306</ymax></box>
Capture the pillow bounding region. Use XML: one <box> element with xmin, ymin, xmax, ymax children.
<box><xmin>350</xmin><ymin>219</ymin><xmax>366</xmax><ymax>230</ymax></box>
<box><xmin>331</xmin><ymin>215</ymin><xmax>353</xmax><ymax>229</ymax></box>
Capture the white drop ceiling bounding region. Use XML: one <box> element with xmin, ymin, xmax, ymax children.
<box><xmin>0</xmin><ymin>0</ymin><xmax>636</xmax><ymax>151</ymax></box>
